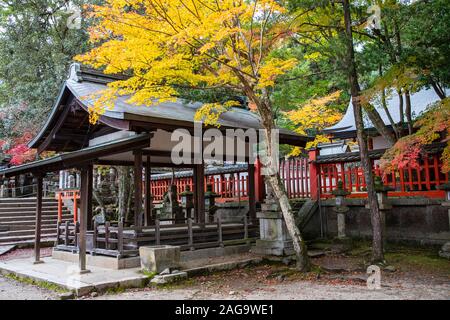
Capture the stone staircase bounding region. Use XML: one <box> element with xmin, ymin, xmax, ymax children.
<box><xmin>0</xmin><ymin>198</ymin><xmax>72</xmax><ymax>247</ymax></box>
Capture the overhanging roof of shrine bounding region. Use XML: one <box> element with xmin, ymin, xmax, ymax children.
<box><xmin>29</xmin><ymin>63</ymin><xmax>310</xmax><ymax>154</ymax></box>
<box><xmin>1</xmin><ymin>133</ymin><xmax>151</xmax><ymax>178</ymax></box>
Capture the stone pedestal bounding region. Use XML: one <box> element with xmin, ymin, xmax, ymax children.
<box><xmin>439</xmin><ymin>200</ymin><xmax>450</xmax><ymax>259</ymax></box>
<box><xmin>336</xmin><ymin>211</ymin><xmax>347</xmax><ymax>239</ymax></box>
<box><xmin>253</xmin><ymin>200</ymin><xmax>293</xmax><ymax>256</ymax></box>
<box><xmin>139</xmin><ymin>245</ymin><xmax>180</xmax><ymax>273</ymax></box>
<box><xmin>332</xmin><ymin>181</ymin><xmax>351</xmax><ymax>240</ymax></box>
<box><xmin>437</xmin><ymin>183</ymin><xmax>450</xmax><ymax>259</ymax></box>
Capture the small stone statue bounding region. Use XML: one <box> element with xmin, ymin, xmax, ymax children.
<box><xmin>161</xmin><ymin>185</ymin><xmax>182</xmax><ymax>220</ymax></box>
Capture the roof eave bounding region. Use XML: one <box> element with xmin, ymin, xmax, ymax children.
<box><xmin>28</xmin><ymin>82</ymin><xmax>70</xmax><ymax>149</ymax></box>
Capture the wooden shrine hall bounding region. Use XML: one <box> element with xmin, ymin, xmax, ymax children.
<box><xmin>0</xmin><ymin>63</ymin><xmax>308</xmax><ymax>271</ymax></box>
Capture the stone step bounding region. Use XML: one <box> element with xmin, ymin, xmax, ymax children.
<box><xmin>0</xmin><ymin>228</ymin><xmax>57</xmax><ymax>237</ymax></box>
<box><xmin>0</xmin><ymin>234</ymin><xmax>57</xmax><ymax>245</ymax></box>
<box><xmin>0</xmin><ymin>210</ymin><xmax>70</xmax><ymax>217</ymax></box>
<box><xmin>0</xmin><ymin>198</ymin><xmax>57</xmax><ymax>204</ymax></box>
<box><xmin>0</xmin><ymin>205</ymin><xmax>60</xmax><ymax>211</ymax></box>
<box><xmin>2</xmin><ymin>220</ymin><xmax>72</xmax><ymax>231</ymax></box>
<box><xmin>0</xmin><ymin>238</ymin><xmax>55</xmax><ymax>247</ymax></box>
<box><xmin>0</xmin><ymin>216</ymin><xmax>72</xmax><ymax>226</ymax></box>
<box><xmin>0</xmin><ymin>214</ymin><xmax>72</xmax><ymax>222</ymax></box>
<box><xmin>296</xmin><ymin>199</ymin><xmax>318</xmax><ymax>230</ymax></box>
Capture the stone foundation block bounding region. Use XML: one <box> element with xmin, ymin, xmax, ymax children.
<box><xmin>139</xmin><ymin>245</ymin><xmax>180</xmax><ymax>273</ymax></box>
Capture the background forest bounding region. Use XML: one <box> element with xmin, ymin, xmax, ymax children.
<box><xmin>0</xmin><ymin>0</ymin><xmax>448</xmax><ymax>165</ymax></box>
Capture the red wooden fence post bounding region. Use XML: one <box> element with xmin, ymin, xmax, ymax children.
<box><xmin>309</xmin><ymin>149</ymin><xmax>320</xmax><ymax>200</ymax></box>
<box><xmin>254</xmin><ymin>157</ymin><xmax>265</xmax><ymax>202</ymax></box>
<box><xmin>57</xmin><ymin>192</ymin><xmax>62</xmax><ymax>222</ymax></box>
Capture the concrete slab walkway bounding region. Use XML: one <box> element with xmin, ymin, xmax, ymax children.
<box><xmin>0</xmin><ymin>257</ymin><xmax>147</xmax><ymax>296</ymax></box>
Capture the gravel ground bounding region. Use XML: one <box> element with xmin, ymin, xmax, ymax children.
<box><xmin>0</xmin><ymin>275</ymin><xmax>58</xmax><ymax>300</ymax></box>
<box><xmin>90</xmin><ymin>280</ymin><xmax>450</xmax><ymax>300</ymax></box>
<box><xmin>0</xmin><ymin>270</ymin><xmax>447</xmax><ymax>300</ymax></box>
<box><xmin>0</xmin><ymin>246</ymin><xmax>448</xmax><ymax>300</ymax></box>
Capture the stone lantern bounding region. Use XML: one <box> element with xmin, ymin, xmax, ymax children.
<box><xmin>438</xmin><ymin>180</ymin><xmax>450</xmax><ymax>259</ymax></box>
<box><xmin>332</xmin><ymin>180</ymin><xmax>351</xmax><ymax>239</ymax></box>
<box><xmin>254</xmin><ymin>181</ymin><xmax>294</xmax><ymax>256</ymax></box>
<box><xmin>204</xmin><ymin>184</ymin><xmax>219</xmax><ymax>222</ymax></box>
<box><xmin>180</xmin><ymin>185</ymin><xmax>194</xmax><ymax>219</ymax></box>
<box><xmin>373</xmin><ymin>176</ymin><xmax>393</xmax><ymax>210</ymax></box>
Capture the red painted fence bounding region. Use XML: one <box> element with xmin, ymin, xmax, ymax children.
<box><xmin>279</xmin><ymin>157</ymin><xmax>311</xmax><ymax>198</ymax></box>
<box><xmin>147</xmin><ymin>150</ymin><xmax>449</xmax><ymax>202</ymax></box>
<box><xmin>151</xmin><ymin>173</ymin><xmax>250</xmax><ymax>203</ymax></box>
<box><xmin>317</xmin><ymin>152</ymin><xmax>448</xmax><ymax>199</ymax></box>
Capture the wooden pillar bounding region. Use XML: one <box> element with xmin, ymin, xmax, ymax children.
<box><xmin>248</xmin><ymin>163</ymin><xmax>256</xmax><ymax>221</ymax></box>
<box><xmin>193</xmin><ymin>164</ymin><xmax>205</xmax><ymax>224</ymax></box>
<box><xmin>145</xmin><ymin>155</ymin><xmax>152</xmax><ymax>226</ymax></box>
<box><xmin>86</xmin><ymin>167</ymin><xmax>93</xmax><ymax>230</ymax></box>
<box><xmin>309</xmin><ymin>149</ymin><xmax>320</xmax><ymax>200</ymax></box>
<box><xmin>33</xmin><ymin>174</ymin><xmax>44</xmax><ymax>264</ymax></box>
<box><xmin>78</xmin><ymin>165</ymin><xmax>92</xmax><ymax>273</ymax></box>
<box><xmin>134</xmin><ymin>149</ymin><xmax>143</xmax><ymax>227</ymax></box>
<box><xmin>254</xmin><ymin>158</ymin><xmax>265</xmax><ymax>202</ymax></box>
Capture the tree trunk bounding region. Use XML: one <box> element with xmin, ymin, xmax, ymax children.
<box><xmin>430</xmin><ymin>77</ymin><xmax>446</xmax><ymax>100</ymax></box>
<box><xmin>382</xmin><ymin>88</ymin><xmax>399</xmax><ymax>139</ymax></box>
<box><xmin>363</xmin><ymin>104</ymin><xmax>396</xmax><ymax>147</ymax></box>
<box><xmin>379</xmin><ymin>65</ymin><xmax>400</xmax><ymax>139</ymax></box>
<box><xmin>233</xmin><ymin>66</ymin><xmax>310</xmax><ymax>271</ymax></box>
<box><xmin>118</xmin><ymin>166</ymin><xmax>132</xmax><ymax>223</ymax></box>
<box><xmin>404</xmin><ymin>90</ymin><xmax>413</xmax><ymax>135</ymax></box>
<box><xmin>258</xmin><ymin>104</ymin><xmax>310</xmax><ymax>271</ymax></box>
<box><xmin>343</xmin><ymin>0</ymin><xmax>384</xmax><ymax>263</ymax></box>
<box><xmin>398</xmin><ymin>88</ymin><xmax>404</xmax><ymax>134</ymax></box>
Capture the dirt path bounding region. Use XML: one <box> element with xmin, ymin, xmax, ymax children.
<box><xmin>0</xmin><ymin>275</ymin><xmax>58</xmax><ymax>300</ymax></box>
<box><xmin>89</xmin><ymin>279</ymin><xmax>450</xmax><ymax>300</ymax></box>
<box><xmin>0</xmin><ymin>245</ymin><xmax>448</xmax><ymax>300</ymax></box>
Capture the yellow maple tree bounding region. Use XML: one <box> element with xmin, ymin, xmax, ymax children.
<box><xmin>286</xmin><ymin>91</ymin><xmax>343</xmax><ymax>154</ymax></box>
<box><xmin>76</xmin><ymin>0</ymin><xmax>311</xmax><ymax>270</ymax></box>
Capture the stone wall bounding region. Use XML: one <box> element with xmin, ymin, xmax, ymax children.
<box><xmin>314</xmin><ymin>198</ymin><xmax>450</xmax><ymax>246</ymax></box>
<box><xmin>216</xmin><ymin>202</ymin><xmax>249</xmax><ymax>222</ymax></box>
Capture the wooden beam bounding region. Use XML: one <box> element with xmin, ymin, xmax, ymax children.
<box><xmin>95</xmin><ymin>160</ymin><xmax>195</xmax><ymax>168</ymax></box>
<box><xmin>78</xmin><ymin>165</ymin><xmax>92</xmax><ymax>273</ymax></box>
<box><xmin>37</xmin><ymin>104</ymin><xmax>72</xmax><ymax>154</ymax></box>
<box><xmin>75</xmin><ymin>98</ymin><xmax>131</xmax><ymax>131</ymax></box>
<box><xmin>134</xmin><ymin>150</ymin><xmax>143</xmax><ymax>227</ymax></box>
<box><xmin>33</xmin><ymin>174</ymin><xmax>44</xmax><ymax>264</ymax></box>
<box><xmin>145</xmin><ymin>155</ymin><xmax>152</xmax><ymax>226</ymax></box>
<box><xmin>193</xmin><ymin>163</ymin><xmax>205</xmax><ymax>224</ymax></box>
<box><xmin>141</xmin><ymin>149</ymin><xmax>250</xmax><ymax>163</ymax></box>
<box><xmin>87</xmin><ymin>166</ymin><xmax>93</xmax><ymax>230</ymax></box>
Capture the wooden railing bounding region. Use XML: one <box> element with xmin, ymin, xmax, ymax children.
<box><xmin>151</xmin><ymin>173</ymin><xmax>250</xmax><ymax>203</ymax></box>
<box><xmin>55</xmin><ymin>221</ymin><xmax>79</xmax><ymax>250</ymax></box>
<box><xmin>151</xmin><ymin>158</ymin><xmax>312</xmax><ymax>202</ymax></box>
<box><xmin>55</xmin><ymin>189</ymin><xmax>80</xmax><ymax>223</ymax></box>
<box><xmin>55</xmin><ymin>217</ymin><xmax>258</xmax><ymax>258</ymax></box>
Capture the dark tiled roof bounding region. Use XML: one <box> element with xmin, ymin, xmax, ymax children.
<box><xmin>151</xmin><ymin>163</ymin><xmax>248</xmax><ymax>180</ymax></box>
<box><xmin>316</xmin><ymin>149</ymin><xmax>386</xmax><ymax>164</ymax></box>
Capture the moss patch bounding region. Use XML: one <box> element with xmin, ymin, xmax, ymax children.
<box><xmin>5</xmin><ymin>273</ymin><xmax>69</xmax><ymax>293</ymax></box>
<box><xmin>142</xmin><ymin>270</ymin><xmax>157</xmax><ymax>279</ymax></box>
<box><xmin>151</xmin><ymin>278</ymin><xmax>195</xmax><ymax>290</ymax></box>
<box><xmin>345</xmin><ymin>240</ymin><xmax>450</xmax><ymax>275</ymax></box>
<box><xmin>104</xmin><ymin>286</ymin><xmax>126</xmax><ymax>295</ymax></box>
<box><xmin>385</xmin><ymin>249</ymin><xmax>450</xmax><ymax>274</ymax></box>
